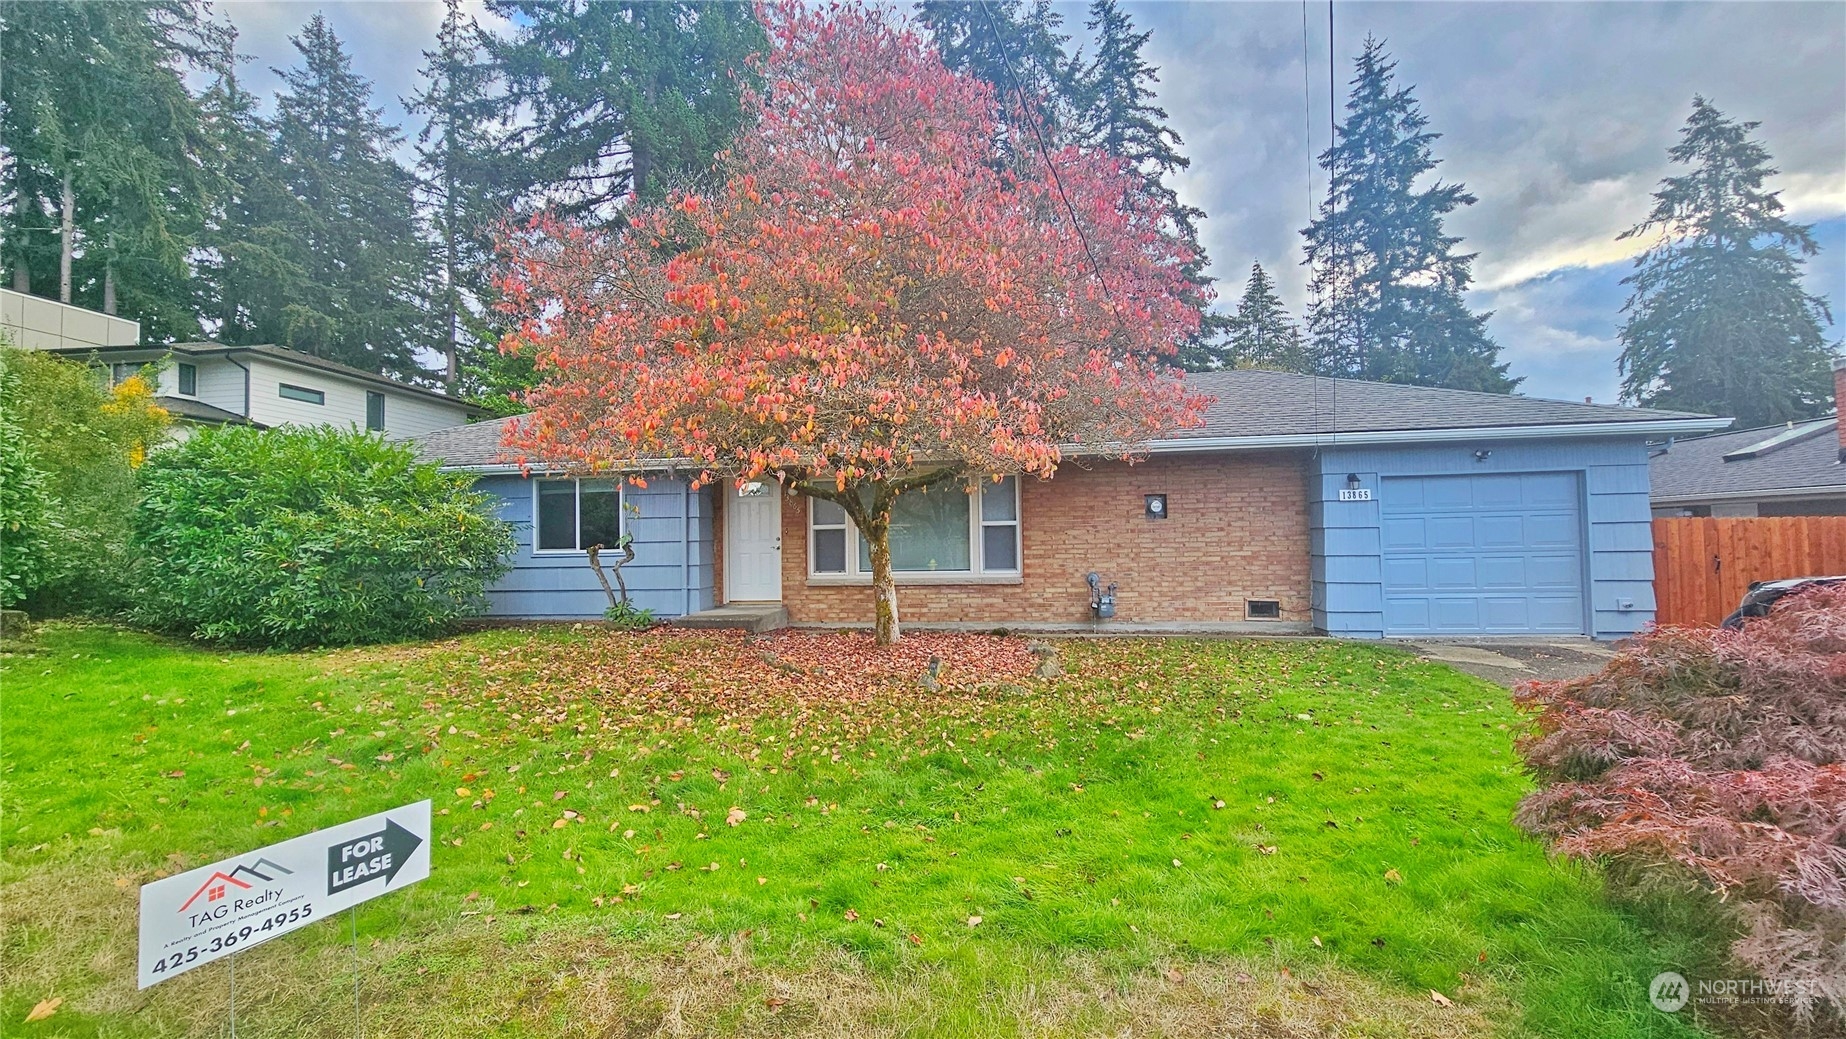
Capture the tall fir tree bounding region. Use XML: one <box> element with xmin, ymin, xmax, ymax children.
<box><xmin>1617</xmin><ymin>98</ymin><xmax>1835</xmax><ymax>426</ymax></box>
<box><xmin>0</xmin><ymin>0</ymin><xmax>221</xmax><ymax>341</ymax></box>
<box><xmin>1070</xmin><ymin>1</ymin><xmax>1221</xmax><ymax>367</ymax></box>
<box><xmin>195</xmin><ymin>28</ymin><xmax>298</xmax><ymax>345</ymax></box>
<box><xmin>1303</xmin><ymin>37</ymin><xmax>1514</xmax><ymax>393</ymax></box>
<box><xmin>915</xmin><ymin>0</ymin><xmax>1078</xmax><ymax>152</ymax></box>
<box><xmin>244</xmin><ymin>15</ymin><xmax>433</xmax><ymax>380</ymax></box>
<box><xmin>485</xmin><ymin>1</ymin><xmax>766</xmax><ymax>224</ymax></box>
<box><xmin>406</xmin><ymin>0</ymin><xmax>513</xmax><ymax>389</ymax></box>
<box><xmin>1214</xmin><ymin>262</ymin><xmax>1309</xmax><ymax>373</ymax></box>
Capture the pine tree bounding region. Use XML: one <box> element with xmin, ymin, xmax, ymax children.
<box><xmin>486</xmin><ymin>1</ymin><xmax>766</xmax><ymax>224</ymax></box>
<box><xmin>1070</xmin><ymin>1</ymin><xmax>1221</xmax><ymax>366</ymax></box>
<box><xmin>1617</xmin><ymin>98</ymin><xmax>1836</xmax><ymax>426</ymax></box>
<box><xmin>246</xmin><ymin>15</ymin><xmax>433</xmax><ymax>380</ymax></box>
<box><xmin>1303</xmin><ymin>37</ymin><xmax>1514</xmax><ymax>393</ymax></box>
<box><xmin>915</xmin><ymin>0</ymin><xmax>1078</xmax><ymax>148</ymax></box>
<box><xmin>0</xmin><ymin>1</ymin><xmax>221</xmax><ymax>341</ymax></box>
<box><xmin>406</xmin><ymin>0</ymin><xmax>512</xmax><ymax>389</ymax></box>
<box><xmin>1207</xmin><ymin>262</ymin><xmax>1309</xmax><ymax>373</ymax></box>
<box><xmin>195</xmin><ymin>29</ymin><xmax>297</xmax><ymax>346</ymax></box>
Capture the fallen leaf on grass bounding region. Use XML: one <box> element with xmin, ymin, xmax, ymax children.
<box><xmin>1384</xmin><ymin>868</ymin><xmax>1402</xmax><ymax>885</ymax></box>
<box><xmin>25</xmin><ymin>998</ymin><xmax>62</xmax><ymax>1023</ymax></box>
<box><xmin>967</xmin><ymin>915</ymin><xmax>982</xmax><ymax>927</ymax></box>
<box><xmin>1430</xmin><ymin>990</ymin><xmax>1454</xmax><ymax>1008</ymax></box>
<box><xmin>726</xmin><ymin>806</ymin><xmax>746</xmax><ymax>827</ymax></box>
<box><xmin>844</xmin><ymin>908</ymin><xmax>859</xmax><ymax>922</ymax></box>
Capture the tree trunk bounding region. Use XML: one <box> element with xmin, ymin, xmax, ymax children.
<box><xmin>103</xmin><ymin>261</ymin><xmax>116</xmax><ymax>315</ymax></box>
<box><xmin>59</xmin><ymin>169</ymin><xmax>74</xmax><ymax>304</ymax></box>
<box><xmin>863</xmin><ymin>508</ymin><xmax>899</xmax><ymax>646</ymax></box>
<box><xmin>11</xmin><ymin>258</ymin><xmax>27</xmax><ymax>292</ymax></box>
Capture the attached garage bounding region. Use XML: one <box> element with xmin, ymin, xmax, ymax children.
<box><xmin>1380</xmin><ymin>472</ymin><xmax>1586</xmax><ymax>635</ymax></box>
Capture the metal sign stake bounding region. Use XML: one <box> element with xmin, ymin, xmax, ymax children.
<box><xmin>228</xmin><ymin>952</ymin><xmax>237</xmax><ymax>1038</ymax></box>
<box><xmin>351</xmin><ymin>906</ymin><xmax>362</xmax><ymax>1039</ymax></box>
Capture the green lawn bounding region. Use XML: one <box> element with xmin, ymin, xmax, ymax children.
<box><xmin>1</xmin><ymin>625</ymin><xmax>1724</xmax><ymax>1037</ymax></box>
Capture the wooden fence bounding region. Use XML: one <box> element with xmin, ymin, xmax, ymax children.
<box><xmin>1651</xmin><ymin>516</ymin><xmax>1846</xmax><ymax>626</ymax></box>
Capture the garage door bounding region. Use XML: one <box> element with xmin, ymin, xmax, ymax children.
<box><xmin>1381</xmin><ymin>473</ymin><xmax>1586</xmax><ymax>635</ymax></box>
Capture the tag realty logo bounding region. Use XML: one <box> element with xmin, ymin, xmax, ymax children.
<box><xmin>176</xmin><ymin>858</ymin><xmax>294</xmax><ymax>920</ymax></box>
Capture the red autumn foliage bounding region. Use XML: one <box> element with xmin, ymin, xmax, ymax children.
<box><xmin>494</xmin><ymin>3</ymin><xmax>1205</xmax><ymax>644</ymax></box>
<box><xmin>1514</xmin><ymin>586</ymin><xmax>1846</xmax><ymax>1024</ymax></box>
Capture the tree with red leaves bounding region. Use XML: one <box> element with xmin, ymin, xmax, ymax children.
<box><xmin>496</xmin><ymin>3</ymin><xmax>1204</xmax><ymax>644</ymax></box>
<box><xmin>1514</xmin><ymin>587</ymin><xmax>1846</xmax><ymax>1026</ymax></box>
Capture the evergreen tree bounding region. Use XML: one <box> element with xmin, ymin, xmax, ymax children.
<box><xmin>915</xmin><ymin>0</ymin><xmax>1078</xmax><ymax>148</ymax></box>
<box><xmin>245</xmin><ymin>15</ymin><xmax>433</xmax><ymax>380</ymax></box>
<box><xmin>195</xmin><ymin>29</ymin><xmax>298</xmax><ymax>346</ymax></box>
<box><xmin>0</xmin><ymin>1</ymin><xmax>221</xmax><ymax>341</ymax></box>
<box><xmin>1207</xmin><ymin>262</ymin><xmax>1309</xmax><ymax>373</ymax></box>
<box><xmin>486</xmin><ymin>1</ymin><xmax>766</xmax><ymax>224</ymax></box>
<box><xmin>406</xmin><ymin>0</ymin><xmax>513</xmax><ymax>389</ymax></box>
<box><xmin>1617</xmin><ymin>98</ymin><xmax>1836</xmax><ymax>426</ymax></box>
<box><xmin>1303</xmin><ymin>37</ymin><xmax>1514</xmax><ymax>393</ymax></box>
<box><xmin>1071</xmin><ymin>1</ymin><xmax>1220</xmax><ymax>366</ymax></box>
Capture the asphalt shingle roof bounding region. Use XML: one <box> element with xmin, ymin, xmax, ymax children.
<box><xmin>1173</xmin><ymin>370</ymin><xmax>1710</xmax><ymax>438</ymax></box>
<box><xmin>1649</xmin><ymin>419</ymin><xmax>1846</xmax><ymax>503</ymax></box>
<box><xmin>414</xmin><ymin>370</ymin><xmax>1716</xmax><ymax>468</ymax></box>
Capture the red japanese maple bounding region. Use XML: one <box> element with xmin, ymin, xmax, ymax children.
<box><xmin>496</xmin><ymin>4</ymin><xmax>1204</xmax><ymax>643</ymax></box>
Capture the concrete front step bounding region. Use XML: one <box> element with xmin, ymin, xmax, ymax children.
<box><xmin>672</xmin><ymin>603</ymin><xmax>789</xmax><ymax>634</ymax></box>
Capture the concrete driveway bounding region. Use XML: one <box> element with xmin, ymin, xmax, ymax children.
<box><xmin>1399</xmin><ymin>638</ymin><xmax>1618</xmax><ymax>688</ymax></box>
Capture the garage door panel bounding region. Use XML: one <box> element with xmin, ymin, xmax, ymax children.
<box><xmin>1381</xmin><ymin>473</ymin><xmax>1585</xmax><ymax>635</ymax></box>
<box><xmin>1383</xmin><ymin>556</ymin><xmax>1428</xmax><ymax>588</ymax></box>
<box><xmin>1476</xmin><ymin>515</ymin><xmax>1527</xmax><ymax>547</ymax></box>
<box><xmin>1382</xmin><ymin>516</ymin><xmax>1428</xmax><ymax>550</ymax></box>
<box><xmin>1427</xmin><ymin>516</ymin><xmax>1476</xmax><ymax>549</ymax></box>
<box><xmin>1428</xmin><ymin>557</ymin><xmax>1479</xmax><ymax>589</ymax></box>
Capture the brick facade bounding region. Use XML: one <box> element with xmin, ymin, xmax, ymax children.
<box><xmin>716</xmin><ymin>453</ymin><xmax>1313</xmax><ymax>627</ymax></box>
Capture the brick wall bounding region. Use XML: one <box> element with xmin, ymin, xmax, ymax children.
<box><xmin>736</xmin><ymin>453</ymin><xmax>1312</xmax><ymax>626</ymax></box>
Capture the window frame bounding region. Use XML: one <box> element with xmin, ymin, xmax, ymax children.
<box><xmin>806</xmin><ymin>478</ymin><xmax>1021</xmax><ymax>584</ymax></box>
<box><xmin>177</xmin><ymin>363</ymin><xmax>197</xmax><ymax>396</ymax></box>
<box><xmin>531</xmin><ymin>477</ymin><xmax>626</xmax><ymax>556</ymax></box>
<box><xmin>278</xmin><ymin>382</ymin><xmax>325</xmax><ymax>405</ymax></box>
<box><xmin>365</xmin><ymin>391</ymin><xmax>385</xmax><ymax>431</ymax></box>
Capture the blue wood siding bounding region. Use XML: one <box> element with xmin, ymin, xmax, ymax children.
<box><xmin>1309</xmin><ymin>438</ymin><xmax>1658</xmax><ymax>640</ymax></box>
<box><xmin>475</xmin><ymin>473</ymin><xmax>716</xmax><ymax>620</ymax></box>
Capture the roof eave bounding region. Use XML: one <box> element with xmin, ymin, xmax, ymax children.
<box><xmin>1142</xmin><ymin>416</ymin><xmax>1733</xmax><ymax>454</ymax></box>
<box><xmin>1651</xmin><ymin>482</ymin><xmax>1846</xmax><ymax>506</ymax></box>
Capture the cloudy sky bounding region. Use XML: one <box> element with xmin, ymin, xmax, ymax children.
<box><xmin>217</xmin><ymin>0</ymin><xmax>1846</xmax><ymax>405</ymax></box>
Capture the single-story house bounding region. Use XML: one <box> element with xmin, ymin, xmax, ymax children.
<box><xmin>4</xmin><ymin>288</ymin><xmax>482</xmax><ymax>440</ymax></box>
<box><xmin>1648</xmin><ymin>359</ymin><xmax>1845</xmax><ymax>517</ymax></box>
<box><xmin>415</xmin><ymin>370</ymin><xmax>1728</xmax><ymax>639</ymax></box>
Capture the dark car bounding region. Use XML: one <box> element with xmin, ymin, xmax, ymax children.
<box><xmin>1720</xmin><ymin>576</ymin><xmax>1846</xmax><ymax>630</ymax></box>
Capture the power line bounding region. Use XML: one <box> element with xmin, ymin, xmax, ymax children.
<box><xmin>975</xmin><ymin>0</ymin><xmax>1111</xmax><ymax>303</ymax></box>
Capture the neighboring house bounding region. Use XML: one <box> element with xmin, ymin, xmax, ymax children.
<box><xmin>1649</xmin><ymin>359</ymin><xmax>1846</xmax><ymax>517</ymax></box>
<box><xmin>417</xmin><ymin>370</ymin><xmax>1726</xmax><ymax>639</ymax></box>
<box><xmin>2</xmin><ymin>289</ymin><xmax>480</xmax><ymax>439</ymax></box>
<box><xmin>2</xmin><ymin>288</ymin><xmax>140</xmax><ymax>351</ymax></box>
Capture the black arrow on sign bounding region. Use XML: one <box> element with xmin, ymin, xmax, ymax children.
<box><xmin>326</xmin><ymin>818</ymin><xmax>423</xmax><ymax>895</ymax></box>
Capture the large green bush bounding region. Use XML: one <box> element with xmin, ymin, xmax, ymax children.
<box><xmin>132</xmin><ymin>425</ymin><xmax>515</xmax><ymax>647</ymax></box>
<box><xmin>0</xmin><ymin>344</ymin><xmax>171</xmax><ymax>611</ymax></box>
<box><xmin>0</xmin><ymin>366</ymin><xmax>56</xmax><ymax>607</ymax></box>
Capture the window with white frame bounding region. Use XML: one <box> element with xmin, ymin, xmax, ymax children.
<box><xmin>809</xmin><ymin>477</ymin><xmax>1020</xmax><ymax>577</ymax></box>
<box><xmin>534</xmin><ymin>479</ymin><xmax>624</xmax><ymax>552</ymax></box>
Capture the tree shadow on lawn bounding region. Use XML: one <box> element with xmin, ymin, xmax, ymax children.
<box><xmin>0</xmin><ymin>626</ymin><xmax>1730</xmax><ymax>1037</ymax></box>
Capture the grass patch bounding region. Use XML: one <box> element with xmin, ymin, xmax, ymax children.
<box><xmin>1</xmin><ymin>625</ymin><xmax>1724</xmax><ymax>1037</ymax></box>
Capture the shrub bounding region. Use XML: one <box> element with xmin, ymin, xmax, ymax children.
<box><xmin>602</xmin><ymin>600</ymin><xmax>656</xmax><ymax>630</ymax></box>
<box><xmin>132</xmin><ymin>425</ymin><xmax>515</xmax><ymax>648</ymax></box>
<box><xmin>0</xmin><ymin>373</ymin><xmax>56</xmax><ymax>607</ymax></box>
<box><xmin>1513</xmin><ymin>587</ymin><xmax>1846</xmax><ymax>1025</ymax></box>
<box><xmin>0</xmin><ymin>345</ymin><xmax>170</xmax><ymax>611</ymax></box>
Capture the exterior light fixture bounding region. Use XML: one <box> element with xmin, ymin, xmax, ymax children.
<box><xmin>1473</xmin><ymin>449</ymin><xmax>1493</xmax><ymax>462</ymax></box>
<box><xmin>1345</xmin><ymin>473</ymin><xmax>1362</xmax><ymax>491</ymax></box>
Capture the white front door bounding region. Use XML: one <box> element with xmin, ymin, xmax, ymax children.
<box><xmin>725</xmin><ymin>480</ymin><xmax>783</xmax><ymax>602</ymax></box>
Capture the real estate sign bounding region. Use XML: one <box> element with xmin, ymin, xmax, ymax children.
<box><xmin>137</xmin><ymin>801</ymin><xmax>431</xmax><ymax>988</ymax></box>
